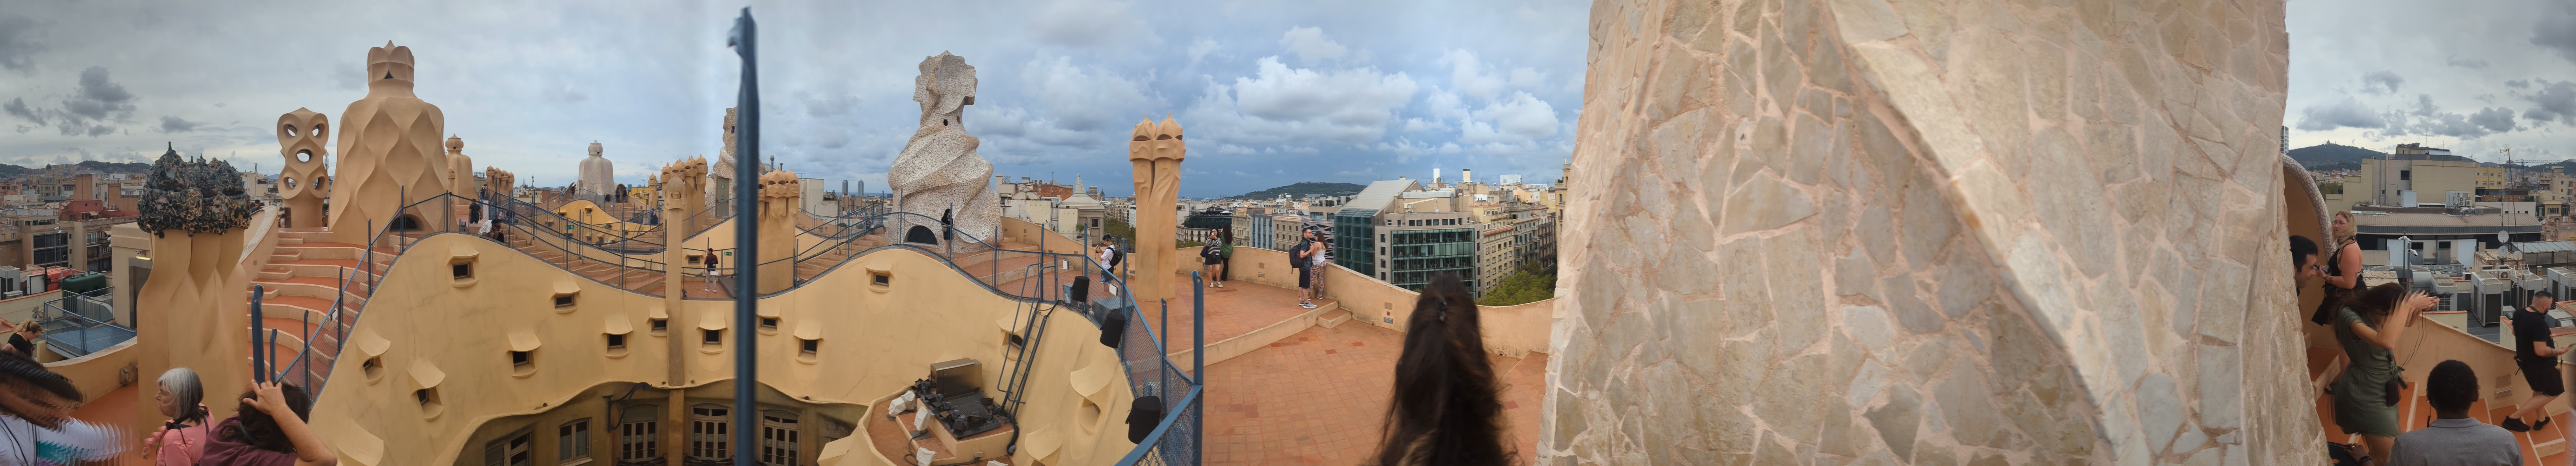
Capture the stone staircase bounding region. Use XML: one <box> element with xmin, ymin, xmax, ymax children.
<box><xmin>246</xmin><ymin>228</ymin><xmax>386</xmax><ymax>386</ymax></box>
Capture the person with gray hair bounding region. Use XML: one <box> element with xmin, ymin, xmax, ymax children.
<box><xmin>146</xmin><ymin>367</ymin><xmax>212</xmax><ymax>465</ymax></box>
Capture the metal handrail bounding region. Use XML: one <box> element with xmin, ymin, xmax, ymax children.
<box><xmin>486</xmin><ymin>195</ymin><xmax>672</xmax><ymax>252</ymax></box>
<box><xmin>35</xmin><ymin>291</ymin><xmax>133</xmax><ymax>358</ymax></box>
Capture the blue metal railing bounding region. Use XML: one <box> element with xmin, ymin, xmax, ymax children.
<box><xmin>34</xmin><ymin>288</ymin><xmax>130</xmax><ymax>358</ymax></box>
<box><xmin>1113</xmin><ymin>385</ymin><xmax>1203</xmax><ymax>466</ymax></box>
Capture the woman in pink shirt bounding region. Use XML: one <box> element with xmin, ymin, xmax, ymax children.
<box><xmin>143</xmin><ymin>368</ymin><xmax>211</xmax><ymax>465</ymax></box>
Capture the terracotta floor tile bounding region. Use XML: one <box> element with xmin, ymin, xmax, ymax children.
<box><xmin>1203</xmin><ymin>323</ymin><xmax>1546</xmax><ymax>465</ymax></box>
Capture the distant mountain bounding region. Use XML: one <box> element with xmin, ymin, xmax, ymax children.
<box><xmin>2288</xmin><ymin>143</ymin><xmax>2387</xmax><ymax>169</ymax></box>
<box><xmin>2308</xmin><ymin>161</ymin><xmax>2359</xmax><ymax>172</ymax></box>
<box><xmin>2503</xmin><ymin>160</ymin><xmax>2576</xmax><ymax>172</ymax></box>
<box><xmin>73</xmin><ymin>160</ymin><xmax>151</xmax><ymax>174</ymax></box>
<box><xmin>1226</xmin><ymin>182</ymin><xmax>1367</xmax><ymax>200</ymax></box>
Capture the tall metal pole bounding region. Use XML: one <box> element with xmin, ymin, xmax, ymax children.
<box><xmin>727</xmin><ymin>9</ymin><xmax>760</xmax><ymax>466</ymax></box>
<box><xmin>1191</xmin><ymin>271</ymin><xmax>1205</xmax><ymax>464</ymax></box>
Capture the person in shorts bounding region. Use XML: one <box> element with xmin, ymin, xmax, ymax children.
<box><xmin>1201</xmin><ymin>228</ymin><xmax>1229</xmax><ymax>288</ymax></box>
<box><xmin>2507</xmin><ymin>290</ymin><xmax>2567</xmax><ymax>432</ymax></box>
<box><xmin>1293</xmin><ymin>229</ymin><xmax>1320</xmax><ymax>309</ymax></box>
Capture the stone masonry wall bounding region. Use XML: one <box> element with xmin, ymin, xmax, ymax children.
<box><xmin>1545</xmin><ymin>0</ymin><xmax>2312</xmax><ymax>465</ymax></box>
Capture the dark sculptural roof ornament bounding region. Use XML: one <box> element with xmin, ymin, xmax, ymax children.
<box><xmin>141</xmin><ymin>143</ymin><xmax>262</xmax><ymax>237</ymax></box>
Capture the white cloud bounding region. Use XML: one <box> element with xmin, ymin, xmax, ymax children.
<box><xmin>1279</xmin><ymin>26</ymin><xmax>1348</xmax><ymax>65</ymax></box>
<box><xmin>1187</xmin><ymin>38</ymin><xmax>1221</xmax><ymax>64</ymax></box>
<box><xmin>1022</xmin><ymin>55</ymin><xmax>1155</xmax><ymax>131</ymax></box>
<box><xmin>1026</xmin><ymin>0</ymin><xmax>1150</xmax><ymax>47</ymax></box>
<box><xmin>1424</xmin><ymin>88</ymin><xmax>1469</xmax><ymax>121</ymax></box>
<box><xmin>1401</xmin><ymin>117</ymin><xmax>1450</xmax><ymax>133</ymax></box>
<box><xmin>1183</xmin><ymin>57</ymin><xmax>1418</xmax><ymax>145</ymax></box>
<box><xmin>1458</xmin><ymin>91</ymin><xmax>1559</xmax><ymax>145</ymax></box>
<box><xmin>969</xmin><ymin>106</ymin><xmax>1095</xmax><ymax>148</ymax></box>
<box><xmin>1437</xmin><ymin>50</ymin><xmax>1508</xmax><ymax>100</ymax></box>
<box><xmin>1508</xmin><ymin>67</ymin><xmax>1548</xmax><ymax>90</ymax></box>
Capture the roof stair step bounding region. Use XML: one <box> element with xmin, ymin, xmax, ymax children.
<box><xmin>1320</xmin><ymin>309</ymin><xmax>1354</xmax><ymax>329</ymax></box>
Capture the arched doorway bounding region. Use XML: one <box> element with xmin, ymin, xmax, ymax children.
<box><xmin>391</xmin><ymin>214</ymin><xmax>423</xmax><ymax>231</ymax></box>
<box><xmin>905</xmin><ymin>225</ymin><xmax>938</xmax><ymax>245</ymax></box>
<box><xmin>2283</xmin><ymin>157</ymin><xmax>2337</xmax><ymax>351</ymax></box>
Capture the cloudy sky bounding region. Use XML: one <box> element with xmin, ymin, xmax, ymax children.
<box><xmin>0</xmin><ymin>0</ymin><xmax>1587</xmax><ymax>198</ymax></box>
<box><xmin>2287</xmin><ymin>0</ymin><xmax>2576</xmax><ymax>163</ymax></box>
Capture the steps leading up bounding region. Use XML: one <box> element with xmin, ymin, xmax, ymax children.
<box><xmin>244</xmin><ymin>226</ymin><xmax>373</xmax><ymax>391</ymax></box>
<box><xmin>1319</xmin><ymin>309</ymin><xmax>1353</xmax><ymax>329</ymax></box>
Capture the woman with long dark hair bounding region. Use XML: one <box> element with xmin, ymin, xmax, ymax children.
<box><xmin>2332</xmin><ymin>282</ymin><xmax>2435</xmax><ymax>466</ymax></box>
<box><xmin>1371</xmin><ymin>273</ymin><xmax>1511</xmax><ymax>465</ymax></box>
<box><xmin>199</xmin><ymin>381</ymin><xmax>336</xmax><ymax>466</ymax></box>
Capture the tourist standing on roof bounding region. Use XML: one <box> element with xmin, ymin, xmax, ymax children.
<box><xmin>2333</xmin><ymin>282</ymin><xmax>2434</xmax><ymax>466</ymax></box>
<box><xmin>1369</xmin><ymin>273</ymin><xmax>1512</xmax><ymax>465</ymax></box>
<box><xmin>1293</xmin><ymin>229</ymin><xmax>1320</xmax><ymax>309</ymax></box>
<box><xmin>703</xmin><ymin>250</ymin><xmax>721</xmax><ymax>294</ymax></box>
<box><xmin>8</xmin><ymin>320</ymin><xmax>41</xmax><ymax>356</ymax></box>
<box><xmin>145</xmin><ymin>367</ymin><xmax>212</xmax><ymax>466</ymax></box>
<box><xmin>1309</xmin><ymin>227</ymin><xmax>1330</xmax><ymax>301</ymax></box>
<box><xmin>2315</xmin><ymin>212</ymin><xmax>2364</xmax><ymax>326</ymax></box>
<box><xmin>2388</xmin><ymin>360</ymin><xmax>2520</xmax><ymax>466</ymax></box>
<box><xmin>2504</xmin><ymin>291</ymin><xmax>2567</xmax><ymax>433</ymax></box>
<box><xmin>1201</xmin><ymin>227</ymin><xmax>1229</xmax><ymax>289</ymax></box>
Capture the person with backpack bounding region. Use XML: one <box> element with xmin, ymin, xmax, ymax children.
<box><xmin>1098</xmin><ymin>241</ymin><xmax>1124</xmax><ymax>296</ymax></box>
<box><xmin>1292</xmin><ymin>228</ymin><xmax>1321</xmax><ymax>309</ymax></box>
<box><xmin>1201</xmin><ymin>228</ymin><xmax>1231</xmax><ymax>289</ymax></box>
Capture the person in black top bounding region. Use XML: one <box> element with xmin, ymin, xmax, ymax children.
<box><xmin>2507</xmin><ymin>291</ymin><xmax>2568</xmax><ymax>432</ymax></box>
<box><xmin>6</xmin><ymin>321</ymin><xmax>36</xmax><ymax>356</ymax></box>
<box><xmin>1201</xmin><ymin>228</ymin><xmax>1229</xmax><ymax>289</ymax></box>
<box><xmin>1292</xmin><ymin>229</ymin><xmax>1320</xmax><ymax>309</ymax></box>
<box><xmin>2315</xmin><ymin>212</ymin><xmax>2364</xmax><ymax>325</ymax></box>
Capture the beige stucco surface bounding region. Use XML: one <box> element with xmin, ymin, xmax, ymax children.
<box><xmin>1546</xmin><ymin>0</ymin><xmax>2311</xmax><ymax>465</ymax></box>
<box><xmin>1218</xmin><ymin>245</ymin><xmax>1555</xmax><ymax>359</ymax></box>
<box><xmin>305</xmin><ymin>233</ymin><xmax>1137</xmax><ymax>465</ymax></box>
<box><xmin>328</xmin><ymin>42</ymin><xmax>452</xmax><ymax>244</ymax></box>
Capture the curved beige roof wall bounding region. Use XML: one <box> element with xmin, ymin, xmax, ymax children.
<box><xmin>307</xmin><ymin>233</ymin><xmax>1137</xmax><ymax>465</ymax></box>
<box><xmin>1548</xmin><ymin>0</ymin><xmax>2309</xmax><ymax>465</ymax></box>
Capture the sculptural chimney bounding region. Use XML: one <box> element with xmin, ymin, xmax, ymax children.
<box><xmin>445</xmin><ymin>135</ymin><xmax>474</xmax><ymax>196</ymax></box>
<box><xmin>757</xmin><ymin>169</ymin><xmax>802</xmax><ymax>294</ymax></box>
<box><xmin>886</xmin><ymin>52</ymin><xmax>998</xmax><ymax>247</ymax></box>
<box><xmin>327</xmin><ymin>41</ymin><xmax>450</xmax><ymax>243</ymax></box>
<box><xmin>275</xmin><ymin>108</ymin><xmax>330</xmax><ymax>228</ymax></box>
<box><xmin>1127</xmin><ymin>116</ymin><xmax>1186</xmax><ymax>303</ymax></box>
